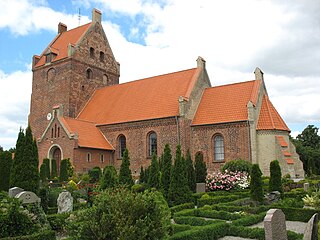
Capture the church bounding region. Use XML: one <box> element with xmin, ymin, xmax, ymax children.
<box><xmin>29</xmin><ymin>9</ymin><xmax>304</xmax><ymax>178</ymax></box>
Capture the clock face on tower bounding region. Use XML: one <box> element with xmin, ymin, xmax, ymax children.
<box><xmin>47</xmin><ymin>113</ymin><xmax>52</xmax><ymax>121</ymax></box>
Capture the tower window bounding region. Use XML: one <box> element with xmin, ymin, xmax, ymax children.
<box><xmin>86</xmin><ymin>69</ymin><xmax>93</xmax><ymax>80</ymax></box>
<box><xmin>100</xmin><ymin>154</ymin><xmax>104</xmax><ymax>163</ymax></box>
<box><xmin>90</xmin><ymin>47</ymin><xmax>95</xmax><ymax>58</ymax></box>
<box><xmin>214</xmin><ymin>135</ymin><xmax>224</xmax><ymax>162</ymax></box>
<box><xmin>87</xmin><ymin>153</ymin><xmax>92</xmax><ymax>162</ymax></box>
<box><xmin>118</xmin><ymin>135</ymin><xmax>126</xmax><ymax>159</ymax></box>
<box><xmin>100</xmin><ymin>51</ymin><xmax>104</xmax><ymax>62</ymax></box>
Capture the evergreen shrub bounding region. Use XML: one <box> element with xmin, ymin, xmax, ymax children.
<box><xmin>250</xmin><ymin>164</ymin><xmax>264</xmax><ymax>202</ymax></box>
<box><xmin>100</xmin><ymin>165</ymin><xmax>118</xmax><ymax>190</ymax></box>
<box><xmin>194</xmin><ymin>152</ymin><xmax>207</xmax><ymax>183</ymax></box>
<box><xmin>0</xmin><ymin>151</ymin><xmax>12</xmax><ymax>191</ymax></box>
<box><xmin>59</xmin><ymin>159</ymin><xmax>69</xmax><ymax>182</ymax></box>
<box><xmin>88</xmin><ymin>166</ymin><xmax>101</xmax><ymax>183</ymax></box>
<box><xmin>118</xmin><ymin>149</ymin><xmax>134</xmax><ymax>186</ymax></box>
<box><xmin>221</xmin><ymin>159</ymin><xmax>252</xmax><ymax>174</ymax></box>
<box><xmin>269</xmin><ymin>160</ymin><xmax>283</xmax><ymax>193</ymax></box>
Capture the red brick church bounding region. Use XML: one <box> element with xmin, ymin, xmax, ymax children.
<box><xmin>29</xmin><ymin>9</ymin><xmax>304</xmax><ymax>178</ymax></box>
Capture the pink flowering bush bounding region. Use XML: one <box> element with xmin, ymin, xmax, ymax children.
<box><xmin>206</xmin><ymin>170</ymin><xmax>249</xmax><ymax>191</ymax></box>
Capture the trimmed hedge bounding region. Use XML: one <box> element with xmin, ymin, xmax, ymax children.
<box><xmin>0</xmin><ymin>230</ymin><xmax>55</xmax><ymax>240</ymax></box>
<box><xmin>227</xmin><ymin>225</ymin><xmax>264</xmax><ymax>240</ymax></box>
<box><xmin>174</xmin><ymin>208</ymin><xmax>242</xmax><ymax>221</ymax></box>
<box><xmin>170</xmin><ymin>202</ymin><xmax>195</xmax><ymax>215</ymax></box>
<box><xmin>232</xmin><ymin>212</ymin><xmax>266</xmax><ymax>226</ymax></box>
<box><xmin>47</xmin><ymin>212</ymin><xmax>70</xmax><ymax>231</ymax></box>
<box><xmin>170</xmin><ymin>222</ymin><xmax>228</xmax><ymax>240</ymax></box>
<box><xmin>198</xmin><ymin>194</ymin><xmax>246</xmax><ymax>207</ymax></box>
<box><xmin>172</xmin><ymin>224</ymin><xmax>193</xmax><ymax>234</ymax></box>
<box><xmin>278</xmin><ymin>207</ymin><xmax>320</xmax><ymax>222</ymax></box>
<box><xmin>174</xmin><ymin>216</ymin><xmax>224</xmax><ymax>226</ymax></box>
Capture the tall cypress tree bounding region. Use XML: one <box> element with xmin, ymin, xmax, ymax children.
<box><xmin>269</xmin><ymin>160</ymin><xmax>283</xmax><ymax>193</ymax></box>
<box><xmin>194</xmin><ymin>152</ymin><xmax>207</xmax><ymax>183</ymax></box>
<box><xmin>0</xmin><ymin>151</ymin><xmax>12</xmax><ymax>191</ymax></box>
<box><xmin>59</xmin><ymin>159</ymin><xmax>69</xmax><ymax>182</ymax></box>
<box><xmin>139</xmin><ymin>166</ymin><xmax>145</xmax><ymax>184</ymax></box>
<box><xmin>148</xmin><ymin>153</ymin><xmax>160</xmax><ymax>189</ymax></box>
<box><xmin>51</xmin><ymin>159</ymin><xmax>58</xmax><ymax>179</ymax></box>
<box><xmin>250</xmin><ymin>164</ymin><xmax>264</xmax><ymax>202</ymax></box>
<box><xmin>168</xmin><ymin>145</ymin><xmax>191</xmax><ymax>206</ymax></box>
<box><xmin>10</xmin><ymin>126</ymin><xmax>39</xmax><ymax>193</ymax></box>
<box><xmin>100</xmin><ymin>165</ymin><xmax>118</xmax><ymax>190</ymax></box>
<box><xmin>161</xmin><ymin>144</ymin><xmax>172</xmax><ymax>199</ymax></box>
<box><xmin>185</xmin><ymin>150</ymin><xmax>196</xmax><ymax>192</ymax></box>
<box><xmin>43</xmin><ymin>158</ymin><xmax>50</xmax><ymax>179</ymax></box>
<box><xmin>119</xmin><ymin>149</ymin><xmax>134</xmax><ymax>186</ymax></box>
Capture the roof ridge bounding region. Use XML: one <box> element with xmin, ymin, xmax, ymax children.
<box><xmin>64</xmin><ymin>116</ymin><xmax>97</xmax><ymax>125</ymax></box>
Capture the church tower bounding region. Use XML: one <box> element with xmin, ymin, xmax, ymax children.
<box><xmin>29</xmin><ymin>9</ymin><xmax>120</xmax><ymax>140</ymax></box>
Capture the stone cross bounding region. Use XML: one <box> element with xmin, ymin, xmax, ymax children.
<box><xmin>57</xmin><ymin>191</ymin><xmax>73</xmax><ymax>214</ymax></box>
<box><xmin>8</xmin><ymin>187</ymin><xmax>24</xmax><ymax>198</ymax></box>
<box><xmin>264</xmin><ymin>209</ymin><xmax>287</xmax><ymax>240</ymax></box>
<box><xmin>15</xmin><ymin>191</ymin><xmax>40</xmax><ymax>204</ymax></box>
<box><xmin>303</xmin><ymin>213</ymin><xmax>318</xmax><ymax>240</ymax></box>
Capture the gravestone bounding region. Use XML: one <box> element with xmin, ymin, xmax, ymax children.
<box><xmin>15</xmin><ymin>191</ymin><xmax>40</xmax><ymax>204</ymax></box>
<box><xmin>265</xmin><ymin>191</ymin><xmax>281</xmax><ymax>204</ymax></box>
<box><xmin>196</xmin><ymin>183</ymin><xmax>206</xmax><ymax>193</ymax></box>
<box><xmin>304</xmin><ymin>183</ymin><xmax>310</xmax><ymax>192</ymax></box>
<box><xmin>57</xmin><ymin>191</ymin><xmax>73</xmax><ymax>213</ymax></box>
<box><xmin>8</xmin><ymin>187</ymin><xmax>24</xmax><ymax>198</ymax></box>
<box><xmin>303</xmin><ymin>213</ymin><xmax>318</xmax><ymax>240</ymax></box>
<box><xmin>264</xmin><ymin>209</ymin><xmax>287</xmax><ymax>240</ymax></box>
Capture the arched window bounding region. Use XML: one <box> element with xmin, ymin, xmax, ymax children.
<box><xmin>100</xmin><ymin>51</ymin><xmax>104</xmax><ymax>62</ymax></box>
<box><xmin>100</xmin><ymin>154</ymin><xmax>104</xmax><ymax>163</ymax></box>
<box><xmin>118</xmin><ymin>135</ymin><xmax>126</xmax><ymax>159</ymax></box>
<box><xmin>87</xmin><ymin>153</ymin><xmax>92</xmax><ymax>162</ymax></box>
<box><xmin>148</xmin><ymin>132</ymin><xmax>157</xmax><ymax>156</ymax></box>
<box><xmin>103</xmin><ymin>74</ymin><xmax>108</xmax><ymax>85</ymax></box>
<box><xmin>90</xmin><ymin>47</ymin><xmax>95</xmax><ymax>58</ymax></box>
<box><xmin>214</xmin><ymin>135</ymin><xmax>224</xmax><ymax>161</ymax></box>
<box><xmin>47</xmin><ymin>68</ymin><xmax>56</xmax><ymax>83</ymax></box>
<box><xmin>86</xmin><ymin>68</ymin><xmax>93</xmax><ymax>80</ymax></box>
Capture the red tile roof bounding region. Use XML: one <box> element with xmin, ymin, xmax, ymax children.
<box><xmin>257</xmin><ymin>95</ymin><xmax>290</xmax><ymax>131</ymax></box>
<box><xmin>59</xmin><ymin>116</ymin><xmax>113</xmax><ymax>150</ymax></box>
<box><xmin>275</xmin><ymin>136</ymin><xmax>289</xmax><ymax>147</ymax></box>
<box><xmin>77</xmin><ymin>68</ymin><xmax>200</xmax><ymax>124</ymax></box>
<box><xmin>192</xmin><ymin>80</ymin><xmax>261</xmax><ymax>126</ymax></box>
<box><xmin>35</xmin><ymin>23</ymin><xmax>92</xmax><ymax>67</ymax></box>
<box><xmin>285</xmin><ymin>158</ymin><xmax>294</xmax><ymax>164</ymax></box>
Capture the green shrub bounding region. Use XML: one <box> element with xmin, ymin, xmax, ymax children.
<box><xmin>100</xmin><ymin>165</ymin><xmax>118</xmax><ymax>190</ymax></box>
<box><xmin>118</xmin><ymin>149</ymin><xmax>134</xmax><ymax>186</ymax></box>
<box><xmin>279</xmin><ymin>207</ymin><xmax>320</xmax><ymax>222</ymax></box>
<box><xmin>48</xmin><ymin>187</ymin><xmax>64</xmax><ymax>207</ymax></box>
<box><xmin>170</xmin><ymin>202</ymin><xmax>195</xmax><ymax>215</ymax></box>
<box><xmin>174</xmin><ymin>216</ymin><xmax>223</xmax><ymax>226</ymax></box>
<box><xmin>51</xmin><ymin>159</ymin><xmax>57</xmax><ymax>179</ymax></box>
<box><xmin>88</xmin><ymin>166</ymin><xmax>101</xmax><ymax>183</ymax></box>
<box><xmin>194</xmin><ymin>152</ymin><xmax>207</xmax><ymax>183</ymax></box>
<box><xmin>47</xmin><ymin>213</ymin><xmax>70</xmax><ymax>231</ymax></box>
<box><xmin>131</xmin><ymin>183</ymin><xmax>146</xmax><ymax>193</ymax></box>
<box><xmin>269</xmin><ymin>160</ymin><xmax>283</xmax><ymax>193</ymax></box>
<box><xmin>172</xmin><ymin>224</ymin><xmax>192</xmax><ymax>234</ymax></box>
<box><xmin>198</xmin><ymin>194</ymin><xmax>245</xmax><ymax>207</ymax></box>
<box><xmin>59</xmin><ymin>159</ymin><xmax>69</xmax><ymax>182</ymax></box>
<box><xmin>148</xmin><ymin>153</ymin><xmax>160</xmax><ymax>189</ymax></box>
<box><xmin>38</xmin><ymin>188</ymin><xmax>49</xmax><ymax>213</ymax></box>
<box><xmin>232</xmin><ymin>212</ymin><xmax>266</xmax><ymax>226</ymax></box>
<box><xmin>0</xmin><ymin>229</ymin><xmax>56</xmax><ymax>240</ymax></box>
<box><xmin>227</xmin><ymin>225</ymin><xmax>264</xmax><ymax>240</ymax></box>
<box><xmin>250</xmin><ymin>164</ymin><xmax>264</xmax><ymax>202</ymax></box>
<box><xmin>0</xmin><ymin>151</ymin><xmax>12</xmax><ymax>191</ymax></box>
<box><xmin>221</xmin><ymin>159</ymin><xmax>252</xmax><ymax>174</ymax></box>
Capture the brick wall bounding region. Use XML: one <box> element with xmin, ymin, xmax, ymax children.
<box><xmin>191</xmin><ymin>121</ymin><xmax>251</xmax><ymax>173</ymax></box>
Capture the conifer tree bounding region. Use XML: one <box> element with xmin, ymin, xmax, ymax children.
<box><xmin>139</xmin><ymin>166</ymin><xmax>145</xmax><ymax>184</ymax></box>
<box><xmin>161</xmin><ymin>144</ymin><xmax>172</xmax><ymax>199</ymax></box>
<box><xmin>51</xmin><ymin>159</ymin><xmax>58</xmax><ymax>179</ymax></box>
<box><xmin>194</xmin><ymin>152</ymin><xmax>207</xmax><ymax>183</ymax></box>
<box><xmin>185</xmin><ymin>150</ymin><xmax>196</xmax><ymax>192</ymax></box>
<box><xmin>168</xmin><ymin>145</ymin><xmax>191</xmax><ymax>206</ymax></box>
<box><xmin>59</xmin><ymin>159</ymin><xmax>69</xmax><ymax>182</ymax></box>
<box><xmin>250</xmin><ymin>164</ymin><xmax>264</xmax><ymax>202</ymax></box>
<box><xmin>0</xmin><ymin>151</ymin><xmax>12</xmax><ymax>191</ymax></box>
<box><xmin>119</xmin><ymin>149</ymin><xmax>134</xmax><ymax>186</ymax></box>
<box><xmin>100</xmin><ymin>165</ymin><xmax>118</xmax><ymax>190</ymax></box>
<box><xmin>42</xmin><ymin>158</ymin><xmax>50</xmax><ymax>179</ymax></box>
<box><xmin>269</xmin><ymin>160</ymin><xmax>283</xmax><ymax>193</ymax></box>
<box><xmin>10</xmin><ymin>126</ymin><xmax>39</xmax><ymax>193</ymax></box>
<box><xmin>148</xmin><ymin>153</ymin><xmax>160</xmax><ymax>189</ymax></box>
<box><xmin>39</xmin><ymin>162</ymin><xmax>47</xmax><ymax>182</ymax></box>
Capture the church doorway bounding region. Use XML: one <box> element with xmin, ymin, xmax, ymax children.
<box><xmin>48</xmin><ymin>145</ymin><xmax>63</xmax><ymax>176</ymax></box>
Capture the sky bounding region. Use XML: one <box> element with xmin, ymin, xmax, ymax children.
<box><xmin>0</xmin><ymin>0</ymin><xmax>319</xmax><ymax>150</ymax></box>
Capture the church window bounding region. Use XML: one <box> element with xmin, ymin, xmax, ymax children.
<box><xmin>118</xmin><ymin>135</ymin><xmax>126</xmax><ymax>159</ymax></box>
<box><xmin>47</xmin><ymin>68</ymin><xmax>56</xmax><ymax>83</ymax></box>
<box><xmin>86</xmin><ymin>69</ymin><xmax>93</xmax><ymax>80</ymax></box>
<box><xmin>87</xmin><ymin>153</ymin><xmax>92</xmax><ymax>162</ymax></box>
<box><xmin>103</xmin><ymin>74</ymin><xmax>108</xmax><ymax>84</ymax></box>
<box><xmin>100</xmin><ymin>154</ymin><xmax>104</xmax><ymax>163</ymax></box>
<box><xmin>57</xmin><ymin>127</ymin><xmax>60</xmax><ymax>138</ymax></box>
<box><xmin>90</xmin><ymin>47</ymin><xmax>95</xmax><ymax>58</ymax></box>
<box><xmin>148</xmin><ymin>132</ymin><xmax>157</xmax><ymax>157</ymax></box>
<box><xmin>51</xmin><ymin>128</ymin><xmax>54</xmax><ymax>138</ymax></box>
<box><xmin>214</xmin><ymin>135</ymin><xmax>224</xmax><ymax>162</ymax></box>
<box><xmin>100</xmin><ymin>51</ymin><xmax>104</xmax><ymax>62</ymax></box>
<box><xmin>54</xmin><ymin>124</ymin><xmax>57</xmax><ymax>138</ymax></box>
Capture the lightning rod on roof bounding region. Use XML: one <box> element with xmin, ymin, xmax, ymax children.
<box><xmin>78</xmin><ymin>8</ymin><xmax>81</xmax><ymax>26</ymax></box>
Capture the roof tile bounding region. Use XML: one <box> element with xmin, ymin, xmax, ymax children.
<box><xmin>275</xmin><ymin>136</ymin><xmax>289</xmax><ymax>147</ymax></box>
<box><xmin>285</xmin><ymin>158</ymin><xmax>294</xmax><ymax>164</ymax></box>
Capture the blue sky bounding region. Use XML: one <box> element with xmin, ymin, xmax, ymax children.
<box><xmin>0</xmin><ymin>0</ymin><xmax>319</xmax><ymax>149</ymax></box>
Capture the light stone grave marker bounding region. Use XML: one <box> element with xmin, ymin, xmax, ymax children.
<box><xmin>303</xmin><ymin>213</ymin><xmax>318</xmax><ymax>240</ymax></box>
<box><xmin>264</xmin><ymin>209</ymin><xmax>287</xmax><ymax>240</ymax></box>
<box><xmin>8</xmin><ymin>187</ymin><xmax>24</xmax><ymax>198</ymax></box>
<box><xmin>15</xmin><ymin>191</ymin><xmax>40</xmax><ymax>204</ymax></box>
<box><xmin>196</xmin><ymin>183</ymin><xmax>206</xmax><ymax>193</ymax></box>
<box><xmin>304</xmin><ymin>183</ymin><xmax>310</xmax><ymax>192</ymax></box>
<box><xmin>57</xmin><ymin>191</ymin><xmax>73</xmax><ymax>214</ymax></box>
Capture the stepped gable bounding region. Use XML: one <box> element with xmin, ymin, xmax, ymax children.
<box><xmin>34</xmin><ymin>23</ymin><xmax>92</xmax><ymax>68</ymax></box>
<box><xmin>59</xmin><ymin>116</ymin><xmax>113</xmax><ymax>150</ymax></box>
<box><xmin>192</xmin><ymin>80</ymin><xmax>261</xmax><ymax>126</ymax></box>
<box><xmin>257</xmin><ymin>94</ymin><xmax>290</xmax><ymax>132</ymax></box>
<box><xmin>77</xmin><ymin>68</ymin><xmax>199</xmax><ymax>125</ymax></box>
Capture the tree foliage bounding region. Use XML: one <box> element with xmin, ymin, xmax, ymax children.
<box><xmin>59</xmin><ymin>159</ymin><xmax>69</xmax><ymax>182</ymax></box>
<box><xmin>0</xmin><ymin>151</ymin><xmax>12</xmax><ymax>191</ymax></box>
<box><xmin>269</xmin><ymin>160</ymin><xmax>283</xmax><ymax>193</ymax></box>
<box><xmin>88</xmin><ymin>166</ymin><xmax>102</xmax><ymax>183</ymax></box>
<box><xmin>161</xmin><ymin>144</ymin><xmax>172</xmax><ymax>199</ymax></box>
<box><xmin>67</xmin><ymin>188</ymin><xmax>171</xmax><ymax>240</ymax></box>
<box><xmin>185</xmin><ymin>150</ymin><xmax>196</xmax><ymax>192</ymax></box>
<box><xmin>148</xmin><ymin>153</ymin><xmax>160</xmax><ymax>189</ymax></box>
<box><xmin>10</xmin><ymin>126</ymin><xmax>39</xmax><ymax>193</ymax></box>
<box><xmin>168</xmin><ymin>145</ymin><xmax>191</xmax><ymax>206</ymax></box>
<box><xmin>51</xmin><ymin>159</ymin><xmax>57</xmax><ymax>179</ymax></box>
<box><xmin>194</xmin><ymin>152</ymin><xmax>207</xmax><ymax>183</ymax></box>
<box><xmin>100</xmin><ymin>165</ymin><xmax>118</xmax><ymax>190</ymax></box>
<box><xmin>250</xmin><ymin>164</ymin><xmax>264</xmax><ymax>202</ymax></box>
<box><xmin>119</xmin><ymin>149</ymin><xmax>134</xmax><ymax>186</ymax></box>
<box><xmin>221</xmin><ymin>159</ymin><xmax>252</xmax><ymax>175</ymax></box>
